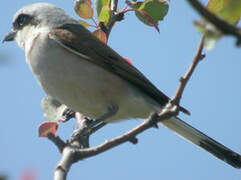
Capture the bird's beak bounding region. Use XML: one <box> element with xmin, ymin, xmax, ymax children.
<box><xmin>2</xmin><ymin>29</ymin><xmax>16</xmax><ymax>43</ymax></box>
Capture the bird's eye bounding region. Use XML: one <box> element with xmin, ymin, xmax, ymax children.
<box><xmin>14</xmin><ymin>14</ymin><xmax>32</xmax><ymax>29</ymax></box>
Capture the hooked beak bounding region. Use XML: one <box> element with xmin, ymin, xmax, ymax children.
<box><xmin>2</xmin><ymin>29</ymin><xmax>16</xmax><ymax>43</ymax></box>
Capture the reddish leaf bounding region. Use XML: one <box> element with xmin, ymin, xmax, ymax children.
<box><xmin>93</xmin><ymin>29</ymin><xmax>107</xmax><ymax>43</ymax></box>
<box><xmin>38</xmin><ymin>122</ymin><xmax>58</xmax><ymax>137</ymax></box>
<box><xmin>123</xmin><ymin>58</ymin><xmax>133</xmax><ymax>65</ymax></box>
<box><xmin>20</xmin><ymin>170</ymin><xmax>36</xmax><ymax>180</ymax></box>
<box><xmin>74</xmin><ymin>0</ymin><xmax>94</xmax><ymax>19</ymax></box>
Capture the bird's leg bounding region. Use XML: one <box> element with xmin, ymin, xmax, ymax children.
<box><xmin>89</xmin><ymin>104</ymin><xmax>118</xmax><ymax>129</ymax></box>
<box><xmin>69</xmin><ymin>106</ymin><xmax>118</xmax><ymax>146</ymax></box>
<box><xmin>60</xmin><ymin>108</ymin><xmax>76</xmax><ymax>123</ymax></box>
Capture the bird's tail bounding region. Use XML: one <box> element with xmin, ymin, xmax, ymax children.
<box><xmin>159</xmin><ymin>116</ymin><xmax>241</xmax><ymax>169</ymax></box>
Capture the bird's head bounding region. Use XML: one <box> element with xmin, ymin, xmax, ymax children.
<box><xmin>3</xmin><ymin>3</ymin><xmax>77</xmax><ymax>49</ymax></box>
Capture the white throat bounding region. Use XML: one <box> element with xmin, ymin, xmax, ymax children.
<box><xmin>15</xmin><ymin>25</ymin><xmax>50</xmax><ymax>55</ymax></box>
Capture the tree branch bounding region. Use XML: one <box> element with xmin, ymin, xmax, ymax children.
<box><xmin>49</xmin><ymin>34</ymin><xmax>206</xmax><ymax>179</ymax></box>
<box><xmin>100</xmin><ymin>0</ymin><xmax>124</xmax><ymax>39</ymax></box>
<box><xmin>186</xmin><ymin>0</ymin><xmax>241</xmax><ymax>46</ymax></box>
<box><xmin>69</xmin><ymin>113</ymin><xmax>90</xmax><ymax>148</ymax></box>
<box><xmin>54</xmin><ymin>146</ymin><xmax>74</xmax><ymax>180</ymax></box>
<box><xmin>171</xmin><ymin>36</ymin><xmax>205</xmax><ymax>106</ymax></box>
<box><xmin>47</xmin><ymin>133</ymin><xmax>66</xmax><ymax>153</ymax></box>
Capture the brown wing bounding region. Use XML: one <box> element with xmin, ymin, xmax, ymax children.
<box><xmin>49</xmin><ymin>23</ymin><xmax>188</xmax><ymax>113</ymax></box>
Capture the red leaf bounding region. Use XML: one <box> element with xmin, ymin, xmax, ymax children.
<box><xmin>93</xmin><ymin>29</ymin><xmax>107</xmax><ymax>43</ymax></box>
<box><xmin>123</xmin><ymin>58</ymin><xmax>133</xmax><ymax>65</ymax></box>
<box><xmin>20</xmin><ymin>170</ymin><xmax>36</xmax><ymax>180</ymax></box>
<box><xmin>38</xmin><ymin>122</ymin><xmax>58</xmax><ymax>137</ymax></box>
<box><xmin>74</xmin><ymin>0</ymin><xmax>94</xmax><ymax>19</ymax></box>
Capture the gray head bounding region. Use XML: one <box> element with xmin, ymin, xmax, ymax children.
<box><xmin>3</xmin><ymin>3</ymin><xmax>78</xmax><ymax>42</ymax></box>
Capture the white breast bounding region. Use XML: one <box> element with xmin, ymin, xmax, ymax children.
<box><xmin>24</xmin><ymin>29</ymin><xmax>159</xmax><ymax>121</ymax></box>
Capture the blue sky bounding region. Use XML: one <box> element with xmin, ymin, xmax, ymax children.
<box><xmin>0</xmin><ymin>0</ymin><xmax>241</xmax><ymax>180</ymax></box>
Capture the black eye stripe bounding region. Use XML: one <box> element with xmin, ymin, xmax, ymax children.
<box><xmin>18</xmin><ymin>15</ymin><xmax>26</xmax><ymax>25</ymax></box>
<box><xmin>13</xmin><ymin>14</ymin><xmax>33</xmax><ymax>29</ymax></box>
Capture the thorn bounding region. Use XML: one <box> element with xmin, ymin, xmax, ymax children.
<box><xmin>179</xmin><ymin>77</ymin><xmax>185</xmax><ymax>83</ymax></box>
<box><xmin>200</xmin><ymin>54</ymin><xmax>206</xmax><ymax>60</ymax></box>
<box><xmin>129</xmin><ymin>136</ymin><xmax>138</xmax><ymax>144</ymax></box>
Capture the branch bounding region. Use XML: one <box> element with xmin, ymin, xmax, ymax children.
<box><xmin>72</xmin><ymin>111</ymin><xmax>176</xmax><ymax>160</ymax></box>
<box><xmin>48</xmin><ymin>36</ymin><xmax>206</xmax><ymax>179</ymax></box>
<box><xmin>47</xmin><ymin>133</ymin><xmax>66</xmax><ymax>153</ymax></box>
<box><xmin>186</xmin><ymin>0</ymin><xmax>241</xmax><ymax>46</ymax></box>
<box><xmin>100</xmin><ymin>0</ymin><xmax>124</xmax><ymax>39</ymax></box>
<box><xmin>171</xmin><ymin>36</ymin><xmax>205</xmax><ymax>106</ymax></box>
<box><xmin>69</xmin><ymin>113</ymin><xmax>90</xmax><ymax>148</ymax></box>
<box><xmin>54</xmin><ymin>147</ymin><xmax>74</xmax><ymax>180</ymax></box>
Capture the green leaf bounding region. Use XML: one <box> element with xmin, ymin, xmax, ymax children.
<box><xmin>94</xmin><ymin>0</ymin><xmax>111</xmax><ymax>17</ymax></box>
<box><xmin>136</xmin><ymin>10</ymin><xmax>160</xmax><ymax>32</ymax></box>
<box><xmin>195</xmin><ymin>0</ymin><xmax>241</xmax><ymax>50</ymax></box>
<box><xmin>207</xmin><ymin>0</ymin><xmax>241</xmax><ymax>24</ymax></box>
<box><xmin>130</xmin><ymin>0</ymin><xmax>169</xmax><ymax>26</ymax></box>
<box><xmin>78</xmin><ymin>19</ymin><xmax>92</xmax><ymax>28</ymax></box>
<box><xmin>98</xmin><ymin>5</ymin><xmax>111</xmax><ymax>25</ymax></box>
<box><xmin>74</xmin><ymin>0</ymin><xmax>94</xmax><ymax>19</ymax></box>
<box><xmin>207</xmin><ymin>0</ymin><xmax>223</xmax><ymax>13</ymax></box>
<box><xmin>194</xmin><ymin>21</ymin><xmax>222</xmax><ymax>50</ymax></box>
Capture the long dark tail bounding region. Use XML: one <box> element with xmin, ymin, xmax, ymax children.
<box><xmin>160</xmin><ymin>116</ymin><xmax>241</xmax><ymax>169</ymax></box>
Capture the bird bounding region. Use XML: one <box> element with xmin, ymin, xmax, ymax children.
<box><xmin>3</xmin><ymin>2</ymin><xmax>241</xmax><ymax>169</ymax></box>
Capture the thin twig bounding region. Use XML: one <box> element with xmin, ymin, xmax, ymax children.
<box><xmin>186</xmin><ymin>0</ymin><xmax>241</xmax><ymax>46</ymax></box>
<box><xmin>50</xmin><ymin>100</ymin><xmax>177</xmax><ymax>179</ymax></box>
<box><xmin>47</xmin><ymin>133</ymin><xmax>66</xmax><ymax>153</ymax></box>
<box><xmin>72</xmin><ymin>111</ymin><xmax>177</xmax><ymax>161</ymax></box>
<box><xmin>171</xmin><ymin>36</ymin><xmax>205</xmax><ymax>106</ymax></box>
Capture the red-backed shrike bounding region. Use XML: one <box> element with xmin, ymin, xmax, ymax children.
<box><xmin>3</xmin><ymin>3</ymin><xmax>241</xmax><ymax>169</ymax></box>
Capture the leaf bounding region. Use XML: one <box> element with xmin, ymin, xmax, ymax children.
<box><xmin>195</xmin><ymin>0</ymin><xmax>241</xmax><ymax>50</ymax></box>
<box><xmin>20</xmin><ymin>170</ymin><xmax>36</xmax><ymax>180</ymax></box>
<box><xmin>136</xmin><ymin>10</ymin><xmax>160</xmax><ymax>32</ymax></box>
<box><xmin>74</xmin><ymin>0</ymin><xmax>94</xmax><ymax>19</ymax></box>
<box><xmin>129</xmin><ymin>0</ymin><xmax>169</xmax><ymax>27</ymax></box>
<box><xmin>98</xmin><ymin>5</ymin><xmax>111</xmax><ymax>25</ymax></box>
<box><xmin>123</xmin><ymin>58</ymin><xmax>133</xmax><ymax>65</ymax></box>
<box><xmin>94</xmin><ymin>0</ymin><xmax>111</xmax><ymax>17</ymax></box>
<box><xmin>194</xmin><ymin>21</ymin><xmax>221</xmax><ymax>50</ymax></box>
<box><xmin>78</xmin><ymin>20</ymin><xmax>92</xmax><ymax>28</ymax></box>
<box><xmin>207</xmin><ymin>0</ymin><xmax>223</xmax><ymax>13</ymax></box>
<box><xmin>38</xmin><ymin>122</ymin><xmax>58</xmax><ymax>137</ymax></box>
<box><xmin>41</xmin><ymin>97</ymin><xmax>68</xmax><ymax>122</ymax></box>
<box><xmin>93</xmin><ymin>29</ymin><xmax>107</xmax><ymax>43</ymax></box>
<box><xmin>207</xmin><ymin>0</ymin><xmax>241</xmax><ymax>24</ymax></box>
